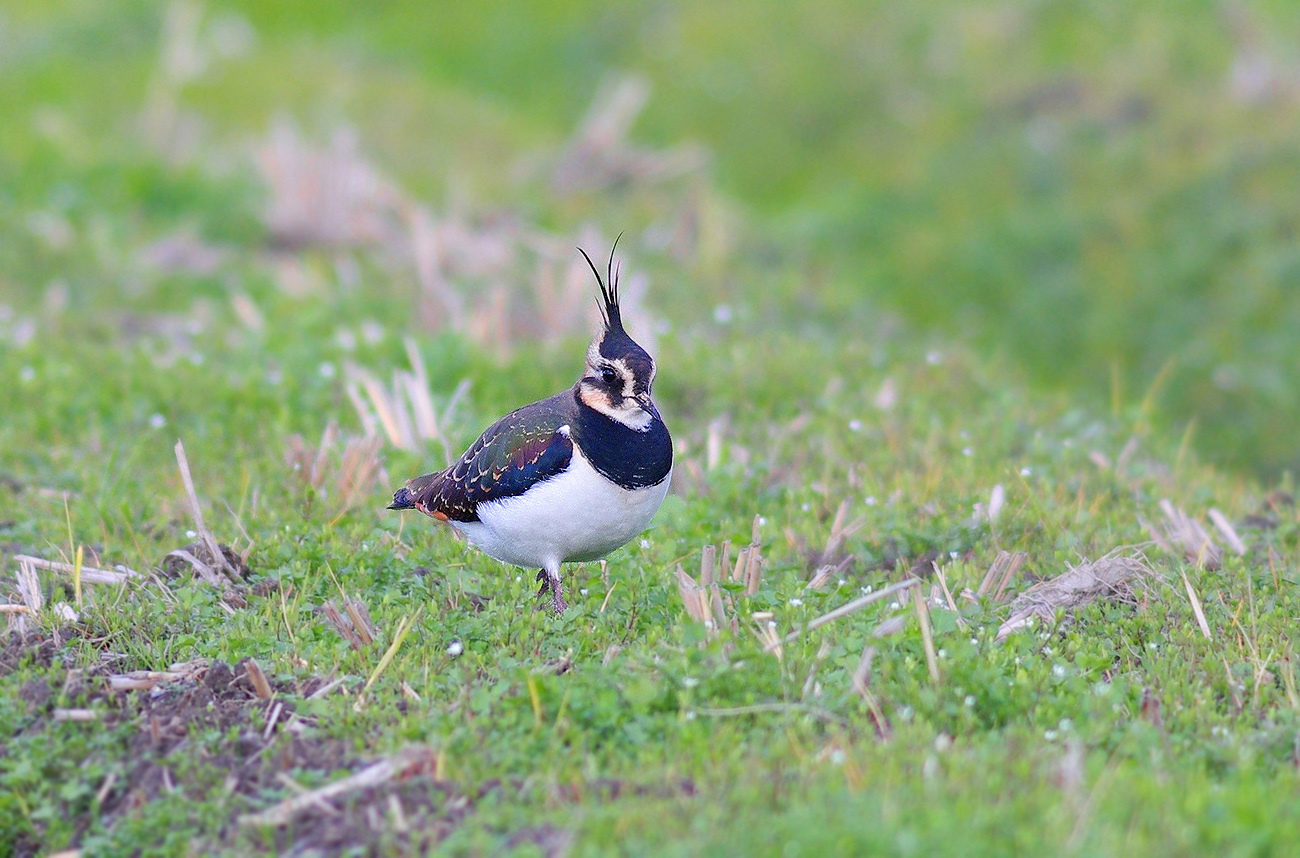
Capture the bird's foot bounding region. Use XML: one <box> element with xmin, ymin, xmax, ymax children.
<box><xmin>534</xmin><ymin>569</ymin><xmax>567</xmax><ymax>613</ymax></box>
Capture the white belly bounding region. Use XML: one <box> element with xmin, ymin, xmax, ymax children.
<box><xmin>451</xmin><ymin>445</ymin><xmax>671</xmax><ymax>571</ymax></box>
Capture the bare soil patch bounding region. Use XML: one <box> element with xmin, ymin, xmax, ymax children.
<box><xmin>3</xmin><ymin>632</ymin><xmax>694</xmax><ymax>855</ymax></box>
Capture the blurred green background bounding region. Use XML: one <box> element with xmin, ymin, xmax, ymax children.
<box><xmin>4</xmin><ymin>0</ymin><xmax>1299</xmax><ymax>475</ymax></box>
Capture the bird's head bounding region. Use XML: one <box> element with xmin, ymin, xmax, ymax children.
<box><xmin>576</xmin><ymin>243</ymin><xmax>659</xmax><ymax>431</ymax></box>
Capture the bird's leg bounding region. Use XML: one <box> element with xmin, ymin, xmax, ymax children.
<box><xmin>535</xmin><ymin>564</ymin><xmax>567</xmax><ymax>613</ymax></box>
<box><xmin>548</xmin><ymin>572</ymin><xmax>568</xmax><ymax>614</ymax></box>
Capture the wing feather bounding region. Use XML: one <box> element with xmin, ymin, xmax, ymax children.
<box><xmin>397</xmin><ymin>396</ymin><xmax>575</xmax><ymax>522</ymax></box>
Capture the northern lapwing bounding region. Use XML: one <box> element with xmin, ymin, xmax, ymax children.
<box><xmin>388</xmin><ymin>245</ymin><xmax>672</xmax><ymax>613</ymax></box>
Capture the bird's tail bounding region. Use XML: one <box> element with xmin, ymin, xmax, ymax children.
<box><xmin>387</xmin><ymin>487</ymin><xmax>417</xmax><ymax>510</ymax></box>
<box><xmin>386</xmin><ymin>471</ymin><xmax>442</xmax><ymax>511</ymax></box>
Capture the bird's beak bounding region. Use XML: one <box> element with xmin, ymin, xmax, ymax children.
<box><xmin>636</xmin><ymin>394</ymin><xmax>658</xmax><ymax>416</ymax></box>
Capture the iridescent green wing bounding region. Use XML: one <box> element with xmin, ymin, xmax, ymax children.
<box><xmin>403</xmin><ymin>393</ymin><xmax>575</xmax><ymax>522</ymax></box>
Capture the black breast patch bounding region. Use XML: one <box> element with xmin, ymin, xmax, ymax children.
<box><xmin>573</xmin><ymin>397</ymin><xmax>673</xmax><ymax>490</ymax></box>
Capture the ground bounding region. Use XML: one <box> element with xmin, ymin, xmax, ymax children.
<box><xmin>2</xmin><ymin>2</ymin><xmax>1300</xmax><ymax>856</ymax></box>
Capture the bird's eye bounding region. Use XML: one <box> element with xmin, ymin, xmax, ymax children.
<box><xmin>600</xmin><ymin>366</ymin><xmax>620</xmax><ymax>388</ymax></box>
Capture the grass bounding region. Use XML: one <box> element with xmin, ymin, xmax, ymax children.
<box><xmin>2</xmin><ymin>1</ymin><xmax>1300</xmax><ymax>855</ymax></box>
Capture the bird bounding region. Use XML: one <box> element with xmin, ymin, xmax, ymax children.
<box><xmin>387</xmin><ymin>244</ymin><xmax>673</xmax><ymax>613</ymax></box>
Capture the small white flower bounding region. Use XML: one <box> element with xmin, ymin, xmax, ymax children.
<box><xmin>964</xmin><ymin>695</ymin><xmax>976</xmax><ymax>707</ymax></box>
<box><xmin>639</xmin><ymin>538</ymin><xmax>651</xmax><ymax>550</ymax></box>
<box><xmin>682</xmin><ymin>676</ymin><xmax>700</xmax><ymax>688</ymax></box>
<box><xmin>801</xmin><ymin>503</ymin><xmax>810</xmax><ymax>512</ymax></box>
<box><xmin>926</xmin><ymin>350</ymin><xmax>942</xmax><ymax>365</ymax></box>
<box><xmin>1052</xmin><ymin>664</ymin><xmax>1067</xmax><ymax>678</ymax></box>
<box><xmin>685</xmin><ymin>710</ymin><xmax>697</xmax><ymax>720</ymax></box>
<box><xmin>318</xmin><ymin>361</ymin><xmax>336</xmax><ymax>379</ymax></box>
<box><xmin>938</xmin><ymin>648</ymin><xmax>947</xmax><ymax>658</ymax></box>
<box><xmin>1044</xmin><ymin>729</ymin><xmax>1058</xmax><ymax>741</ymax></box>
<box><xmin>962</xmin><ymin>447</ymin><xmax>973</xmax><ymax>457</ymax></box>
<box><xmin>1059</xmin><ymin>718</ymin><xmax>1073</xmax><ymax>731</ymax></box>
<box><xmin>830</xmin><ymin>749</ymin><xmax>846</xmax><ymax>765</ymax></box>
<box><xmin>848</xmin><ymin>419</ymin><xmax>863</xmax><ymax>432</ymax></box>
<box><xmin>865</xmin><ymin>496</ymin><xmax>877</xmax><ymax>506</ymax></box>
<box><xmin>361</xmin><ymin>319</ymin><xmax>385</xmax><ymax>343</ymax></box>
<box><xmin>969</xmin><ymin>638</ymin><xmax>978</xmax><ymax>646</ymax></box>
<box><xmin>185</xmin><ymin>530</ymin><xmax>197</xmax><ymax>539</ymax></box>
<box><xmin>580</xmin><ymin>588</ymin><xmax>589</xmax><ymax>596</ymax></box>
<box><xmin>789</xmin><ymin>598</ymin><xmax>803</xmax><ymax>607</ymax></box>
<box><xmin>447</xmin><ymin>640</ymin><xmax>464</xmax><ymax>657</ymax></box>
<box><xmin>19</xmin><ymin>366</ymin><xmax>35</xmax><ymax>382</ymax></box>
<box><xmin>1020</xmin><ymin>467</ymin><xmax>1032</xmax><ymax>477</ymax></box>
<box><xmin>888</xmin><ymin>601</ymin><xmax>900</xmax><ymax>610</ymax></box>
<box><xmin>713</xmin><ymin>304</ymin><xmax>733</xmax><ymax>324</ymax></box>
<box><xmin>149</xmin><ymin>413</ymin><xmax>166</xmax><ymax>429</ymax></box>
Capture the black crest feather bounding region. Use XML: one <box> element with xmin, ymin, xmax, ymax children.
<box><xmin>579</xmin><ymin>233</ymin><xmax>624</xmax><ymax>335</ymax></box>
